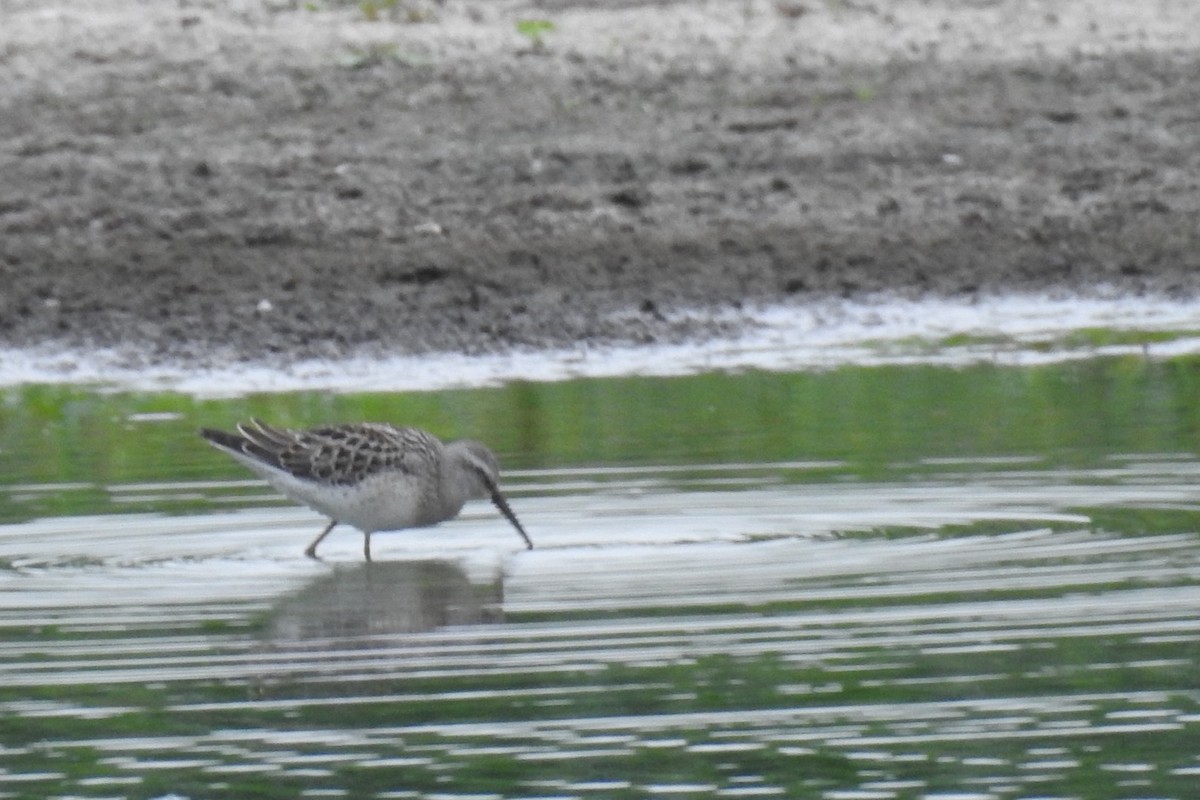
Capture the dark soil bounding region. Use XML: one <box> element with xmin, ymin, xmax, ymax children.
<box><xmin>2</xmin><ymin>0</ymin><xmax>1199</xmax><ymax>365</ymax></box>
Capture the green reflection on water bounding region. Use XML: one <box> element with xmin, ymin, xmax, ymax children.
<box><xmin>5</xmin><ymin>639</ymin><xmax>1199</xmax><ymax>799</ymax></box>
<box><xmin>3</xmin><ymin>356</ymin><xmax>1200</xmax><ymax>500</ymax></box>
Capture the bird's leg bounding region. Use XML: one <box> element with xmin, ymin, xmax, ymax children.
<box><xmin>304</xmin><ymin>520</ymin><xmax>338</xmax><ymax>559</ymax></box>
<box><xmin>363</xmin><ymin>531</ymin><xmax>372</xmax><ymax>562</ymax></box>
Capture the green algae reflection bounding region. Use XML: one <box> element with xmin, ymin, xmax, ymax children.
<box><xmin>3</xmin><ymin>356</ymin><xmax>1200</xmax><ymax>522</ymax></box>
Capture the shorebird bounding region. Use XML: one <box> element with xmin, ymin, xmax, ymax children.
<box><xmin>200</xmin><ymin>419</ymin><xmax>532</xmax><ymax>560</ymax></box>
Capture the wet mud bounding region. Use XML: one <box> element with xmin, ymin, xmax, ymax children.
<box><xmin>2</xmin><ymin>0</ymin><xmax>1198</xmax><ymax>365</ymax></box>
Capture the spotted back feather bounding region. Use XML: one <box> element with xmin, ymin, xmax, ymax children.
<box><xmin>236</xmin><ymin>419</ymin><xmax>441</xmax><ymax>487</ymax></box>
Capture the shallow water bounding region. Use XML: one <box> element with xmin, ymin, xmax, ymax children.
<box><xmin>1</xmin><ymin>358</ymin><xmax>1200</xmax><ymax>799</ymax></box>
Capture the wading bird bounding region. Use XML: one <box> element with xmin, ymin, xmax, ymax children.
<box><xmin>200</xmin><ymin>419</ymin><xmax>532</xmax><ymax>560</ymax></box>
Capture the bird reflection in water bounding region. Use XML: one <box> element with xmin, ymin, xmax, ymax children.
<box><xmin>267</xmin><ymin>560</ymin><xmax>505</xmax><ymax>643</ymax></box>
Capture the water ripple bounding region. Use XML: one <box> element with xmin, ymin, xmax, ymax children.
<box><xmin>1</xmin><ymin>461</ymin><xmax>1198</xmax><ymax>798</ymax></box>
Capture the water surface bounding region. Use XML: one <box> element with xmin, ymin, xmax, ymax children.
<box><xmin>1</xmin><ymin>358</ymin><xmax>1199</xmax><ymax>799</ymax></box>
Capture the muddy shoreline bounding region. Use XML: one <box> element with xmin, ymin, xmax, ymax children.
<box><xmin>2</xmin><ymin>0</ymin><xmax>1198</xmax><ymax>366</ymax></box>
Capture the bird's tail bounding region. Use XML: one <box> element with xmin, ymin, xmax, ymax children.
<box><xmin>199</xmin><ymin>419</ymin><xmax>293</xmax><ymax>467</ymax></box>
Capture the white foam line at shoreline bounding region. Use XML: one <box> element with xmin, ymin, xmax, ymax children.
<box><xmin>3</xmin><ymin>294</ymin><xmax>1199</xmax><ymax>397</ymax></box>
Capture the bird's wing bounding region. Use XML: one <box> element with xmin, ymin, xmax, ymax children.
<box><xmin>276</xmin><ymin>423</ymin><xmax>441</xmax><ymax>486</ymax></box>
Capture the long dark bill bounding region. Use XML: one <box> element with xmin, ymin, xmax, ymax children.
<box><xmin>486</xmin><ymin>480</ymin><xmax>533</xmax><ymax>550</ymax></box>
